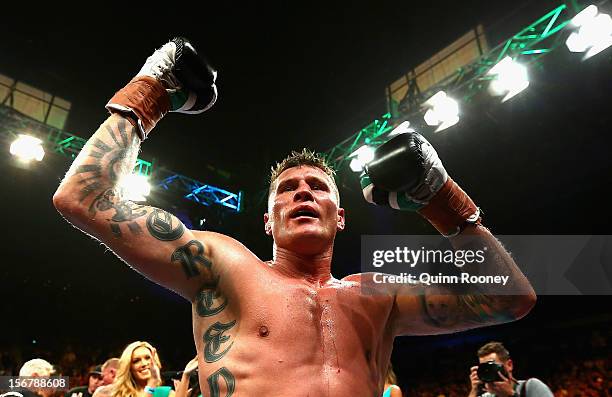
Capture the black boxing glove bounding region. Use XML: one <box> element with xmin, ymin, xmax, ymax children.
<box><xmin>106</xmin><ymin>37</ymin><xmax>217</xmax><ymax>139</ymax></box>
<box><xmin>360</xmin><ymin>132</ymin><xmax>481</xmax><ymax>236</ymax></box>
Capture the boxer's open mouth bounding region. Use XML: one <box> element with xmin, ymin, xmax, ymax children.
<box><xmin>290</xmin><ymin>206</ymin><xmax>319</xmax><ymax>219</ymax></box>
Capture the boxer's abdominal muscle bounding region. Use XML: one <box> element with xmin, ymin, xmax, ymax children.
<box><xmin>191</xmin><ymin>258</ymin><xmax>395</xmax><ymax>397</ymax></box>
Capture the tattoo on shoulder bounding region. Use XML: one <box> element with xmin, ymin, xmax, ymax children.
<box><xmin>147</xmin><ymin>209</ymin><xmax>185</xmax><ymax>241</ymax></box>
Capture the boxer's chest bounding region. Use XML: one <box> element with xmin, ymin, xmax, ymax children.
<box><xmin>192</xmin><ymin>267</ymin><xmax>394</xmax><ymax>363</ymax></box>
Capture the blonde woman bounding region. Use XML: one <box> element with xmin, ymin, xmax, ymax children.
<box><xmin>383</xmin><ymin>363</ymin><xmax>403</xmax><ymax>397</ymax></box>
<box><xmin>111</xmin><ymin>341</ymin><xmax>174</xmax><ymax>397</ymax></box>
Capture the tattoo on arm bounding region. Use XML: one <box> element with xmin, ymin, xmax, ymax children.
<box><xmin>70</xmin><ymin>117</ymin><xmax>146</xmax><ymax>237</ymax></box>
<box><xmin>457</xmin><ymin>294</ymin><xmax>514</xmax><ymax>323</ymax></box>
<box><xmin>87</xmin><ymin>188</ymin><xmax>149</xmax><ymax>238</ymax></box>
<box><xmin>147</xmin><ymin>209</ymin><xmax>185</xmax><ymax>241</ymax></box>
<box><xmin>74</xmin><ymin>119</ymin><xmax>138</xmax><ymax>205</ymax></box>
<box><xmin>171</xmin><ymin>240</ymin><xmax>212</xmax><ymax>278</ymax></box>
<box><xmin>421</xmin><ymin>292</ymin><xmax>513</xmax><ymax>328</ymax></box>
<box><xmin>207</xmin><ymin>367</ymin><xmax>235</xmax><ymax>397</ymax></box>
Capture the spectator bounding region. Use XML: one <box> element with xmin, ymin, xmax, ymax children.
<box><xmin>468</xmin><ymin>342</ymin><xmax>553</xmax><ymax>397</ymax></box>
<box><xmin>92</xmin><ymin>358</ymin><xmax>120</xmax><ymax>397</ymax></box>
<box><xmin>65</xmin><ymin>365</ymin><xmax>104</xmax><ymax>397</ymax></box>
<box><xmin>111</xmin><ymin>342</ymin><xmax>173</xmax><ymax>397</ymax></box>
<box><xmin>383</xmin><ymin>363</ymin><xmax>403</xmax><ymax>397</ymax></box>
<box><xmin>18</xmin><ymin>358</ymin><xmax>56</xmax><ymax>397</ymax></box>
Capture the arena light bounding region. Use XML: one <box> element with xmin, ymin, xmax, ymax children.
<box><xmin>9</xmin><ymin>134</ymin><xmax>45</xmax><ymax>162</ymax></box>
<box><xmin>423</xmin><ymin>91</ymin><xmax>460</xmax><ymax>132</ymax></box>
<box><xmin>349</xmin><ymin>145</ymin><xmax>375</xmax><ymax>173</ymax></box>
<box><xmin>487</xmin><ymin>57</ymin><xmax>530</xmax><ymax>102</ymax></box>
<box><xmin>387</xmin><ymin>121</ymin><xmax>415</xmax><ymax>137</ymax></box>
<box><xmin>119</xmin><ymin>173</ymin><xmax>151</xmax><ymax>202</ymax></box>
<box><xmin>566</xmin><ymin>5</ymin><xmax>612</xmax><ymax>59</ymax></box>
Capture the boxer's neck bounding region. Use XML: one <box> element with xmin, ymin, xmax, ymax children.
<box><xmin>271</xmin><ymin>246</ymin><xmax>333</xmax><ymax>285</ymax></box>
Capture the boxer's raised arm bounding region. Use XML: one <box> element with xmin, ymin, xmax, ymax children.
<box><xmin>360</xmin><ymin>132</ymin><xmax>535</xmax><ymax>335</ymax></box>
<box><xmin>389</xmin><ymin>224</ymin><xmax>536</xmax><ymax>336</ymax></box>
<box><xmin>53</xmin><ymin>114</ymin><xmax>219</xmax><ymax>300</ymax></box>
<box><xmin>53</xmin><ymin>37</ymin><xmax>219</xmax><ymax>301</ymax></box>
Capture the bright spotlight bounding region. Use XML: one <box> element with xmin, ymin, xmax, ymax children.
<box><xmin>10</xmin><ymin>134</ymin><xmax>45</xmax><ymax>162</ymax></box>
<box><xmin>119</xmin><ymin>173</ymin><xmax>151</xmax><ymax>202</ymax></box>
<box><xmin>387</xmin><ymin>121</ymin><xmax>415</xmax><ymax>137</ymax></box>
<box><xmin>423</xmin><ymin>91</ymin><xmax>459</xmax><ymax>132</ymax></box>
<box><xmin>487</xmin><ymin>56</ymin><xmax>529</xmax><ymax>102</ymax></box>
<box><xmin>566</xmin><ymin>5</ymin><xmax>612</xmax><ymax>60</ymax></box>
<box><xmin>349</xmin><ymin>158</ymin><xmax>364</xmax><ymax>172</ymax></box>
<box><xmin>348</xmin><ymin>145</ymin><xmax>375</xmax><ymax>173</ymax></box>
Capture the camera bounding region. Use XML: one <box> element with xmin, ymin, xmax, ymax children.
<box><xmin>477</xmin><ymin>361</ymin><xmax>508</xmax><ymax>383</ymax></box>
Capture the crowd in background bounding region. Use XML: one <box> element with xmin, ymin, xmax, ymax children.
<box><xmin>0</xmin><ymin>329</ymin><xmax>609</xmax><ymax>397</ymax></box>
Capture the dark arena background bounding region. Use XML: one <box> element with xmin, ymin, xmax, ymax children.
<box><xmin>1</xmin><ymin>1</ymin><xmax>611</xmax><ymax>397</ymax></box>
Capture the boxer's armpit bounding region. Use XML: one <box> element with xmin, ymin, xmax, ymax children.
<box><xmin>195</xmin><ymin>276</ymin><xmax>228</xmax><ymax>317</ymax></box>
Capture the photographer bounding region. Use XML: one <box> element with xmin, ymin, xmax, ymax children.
<box><xmin>469</xmin><ymin>342</ymin><xmax>553</xmax><ymax>397</ymax></box>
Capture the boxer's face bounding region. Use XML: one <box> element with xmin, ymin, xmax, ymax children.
<box><xmin>265</xmin><ymin>166</ymin><xmax>345</xmax><ymax>254</ymax></box>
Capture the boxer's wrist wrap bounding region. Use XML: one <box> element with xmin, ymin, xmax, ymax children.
<box><xmin>106</xmin><ymin>76</ymin><xmax>170</xmax><ymax>140</ymax></box>
<box><xmin>418</xmin><ymin>177</ymin><xmax>481</xmax><ymax>237</ymax></box>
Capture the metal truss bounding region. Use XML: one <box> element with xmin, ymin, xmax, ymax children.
<box><xmin>457</xmin><ymin>3</ymin><xmax>575</xmax><ymax>102</ymax></box>
<box><xmin>0</xmin><ymin>105</ymin><xmax>242</xmax><ymax>212</ymax></box>
<box><xmin>323</xmin><ymin>113</ymin><xmax>394</xmax><ymax>171</ymax></box>
<box><xmin>158</xmin><ymin>172</ymin><xmax>242</xmax><ymax>212</ymax></box>
<box><xmin>323</xmin><ymin>1</ymin><xmax>582</xmax><ymax>173</ymax></box>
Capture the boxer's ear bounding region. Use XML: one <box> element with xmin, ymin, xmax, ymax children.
<box><xmin>264</xmin><ymin>213</ymin><xmax>272</xmax><ymax>235</ymax></box>
<box><xmin>337</xmin><ymin>208</ymin><xmax>345</xmax><ymax>232</ymax></box>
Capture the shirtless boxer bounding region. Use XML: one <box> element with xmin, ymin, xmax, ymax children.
<box><xmin>53</xmin><ymin>37</ymin><xmax>536</xmax><ymax>397</ymax></box>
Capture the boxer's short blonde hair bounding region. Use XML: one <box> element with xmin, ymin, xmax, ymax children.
<box><xmin>269</xmin><ymin>149</ymin><xmax>338</xmax><ymax>201</ymax></box>
<box><xmin>270</xmin><ymin>149</ymin><xmax>335</xmax><ymax>183</ymax></box>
